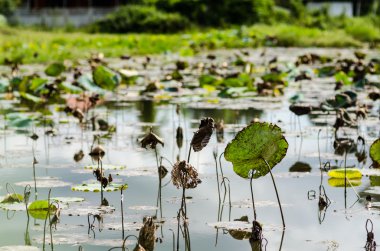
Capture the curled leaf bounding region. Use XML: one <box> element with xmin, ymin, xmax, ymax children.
<box><xmin>191</xmin><ymin>117</ymin><xmax>214</xmax><ymax>152</ymax></box>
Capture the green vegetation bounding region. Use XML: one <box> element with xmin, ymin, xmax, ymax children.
<box><xmin>1</xmin><ymin>21</ymin><xmax>379</xmax><ymax>64</ymax></box>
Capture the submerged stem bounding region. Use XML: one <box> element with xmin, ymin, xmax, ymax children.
<box><xmin>250</xmin><ymin>173</ymin><xmax>257</xmax><ymax>221</ymax></box>
<box><xmin>262</xmin><ymin>158</ymin><xmax>285</xmax><ymax>229</ymax></box>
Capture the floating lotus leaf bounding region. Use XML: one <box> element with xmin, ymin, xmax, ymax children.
<box><xmin>45</xmin><ymin>62</ymin><xmax>65</xmax><ymax>77</ymax></box>
<box><xmin>370</xmin><ymin>139</ymin><xmax>380</xmax><ymax>167</ymax></box>
<box><xmin>50</xmin><ymin>197</ymin><xmax>85</xmax><ymax>203</ymax></box>
<box><xmin>328</xmin><ymin>178</ymin><xmax>361</xmax><ymax>187</ymax></box>
<box><xmin>15</xmin><ymin>177</ymin><xmax>71</xmax><ymax>188</ymax></box>
<box><xmin>327</xmin><ymin>168</ymin><xmax>362</xmax><ymax>179</ymax></box>
<box><xmin>370</xmin><ymin>176</ymin><xmax>380</xmax><ymax>186</ymax></box>
<box><xmin>84</xmin><ymin>164</ymin><xmax>126</xmax><ymax>170</ymax></box>
<box><xmin>72</xmin><ymin>183</ymin><xmax>128</xmax><ymax>192</ymax></box>
<box><xmin>28</xmin><ymin>200</ymin><xmax>57</xmax><ymax>220</ymax></box>
<box><xmin>0</xmin><ymin>193</ymin><xmax>23</xmax><ymax>203</ymax></box>
<box><xmin>224</xmin><ymin>122</ymin><xmax>288</xmax><ymax>178</ymax></box>
<box><xmin>93</xmin><ymin>65</ymin><xmax>120</xmax><ymax>91</ymax></box>
<box><xmin>0</xmin><ymin>246</ymin><xmax>40</xmax><ymax>251</ymax></box>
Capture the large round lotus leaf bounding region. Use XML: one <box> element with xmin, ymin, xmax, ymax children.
<box><xmin>28</xmin><ymin>200</ymin><xmax>57</xmax><ymax>220</ymax></box>
<box><xmin>327</xmin><ymin>168</ymin><xmax>362</xmax><ymax>179</ymax></box>
<box><xmin>370</xmin><ymin>139</ymin><xmax>380</xmax><ymax>167</ymax></box>
<box><xmin>72</xmin><ymin>183</ymin><xmax>128</xmax><ymax>192</ymax></box>
<box><xmin>328</xmin><ymin>178</ymin><xmax>361</xmax><ymax>187</ymax></box>
<box><xmin>84</xmin><ymin>164</ymin><xmax>126</xmax><ymax>170</ymax></box>
<box><xmin>224</xmin><ymin>122</ymin><xmax>288</xmax><ymax>178</ymax></box>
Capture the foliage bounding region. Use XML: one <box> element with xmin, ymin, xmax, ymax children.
<box><xmin>224</xmin><ymin>122</ymin><xmax>288</xmax><ymax>179</ymax></box>
<box><xmin>0</xmin><ymin>0</ymin><xmax>20</xmax><ymax>17</ymax></box>
<box><xmin>90</xmin><ymin>5</ymin><xmax>190</xmax><ymax>33</ymax></box>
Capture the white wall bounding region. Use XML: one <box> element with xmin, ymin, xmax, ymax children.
<box><xmin>307</xmin><ymin>2</ymin><xmax>353</xmax><ymax>17</ymax></box>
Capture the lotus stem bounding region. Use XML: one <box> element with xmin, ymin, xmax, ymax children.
<box><xmin>214</xmin><ymin>153</ymin><xmax>221</xmax><ymax>206</ymax></box>
<box><xmin>250</xmin><ymin>172</ymin><xmax>257</xmax><ymax>221</ymax></box>
<box><xmin>262</xmin><ymin>158</ymin><xmax>285</xmax><ymax>229</ymax></box>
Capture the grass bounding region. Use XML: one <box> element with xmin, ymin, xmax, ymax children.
<box><xmin>0</xmin><ymin>22</ymin><xmax>378</xmax><ymax>64</ymax></box>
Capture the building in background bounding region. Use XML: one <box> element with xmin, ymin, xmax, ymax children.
<box><xmin>14</xmin><ymin>0</ymin><xmax>127</xmax><ymax>27</ymax></box>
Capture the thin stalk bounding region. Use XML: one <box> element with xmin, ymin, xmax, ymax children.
<box><xmin>344</xmin><ymin>150</ymin><xmax>347</xmax><ymax>209</ymax></box>
<box><xmin>262</xmin><ymin>158</ymin><xmax>285</xmax><ymax>229</ymax></box>
<box><xmin>43</xmin><ymin>189</ymin><xmax>52</xmax><ymax>251</ymax></box>
<box><xmin>32</xmin><ymin>158</ymin><xmax>37</xmax><ymax>196</ymax></box>
<box><xmin>187</xmin><ymin>147</ymin><xmax>191</xmax><ymax>163</ymax></box>
<box><xmin>250</xmin><ymin>173</ymin><xmax>257</xmax><ymax>221</ymax></box>
<box><xmin>215</xmin><ymin>155</ymin><xmax>221</xmax><ymax>206</ymax></box>
<box><xmin>317</xmin><ymin>129</ymin><xmax>322</xmax><ymax>169</ymax></box>
<box><xmin>121</xmin><ymin>187</ymin><xmax>125</xmax><ymax>240</ymax></box>
<box><xmin>99</xmin><ymin>158</ymin><xmax>103</xmax><ymax>202</ymax></box>
<box><xmin>218</xmin><ymin>152</ymin><xmax>225</xmax><ymax>179</ymax></box>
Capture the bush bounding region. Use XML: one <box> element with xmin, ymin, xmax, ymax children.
<box><xmin>91</xmin><ymin>5</ymin><xmax>190</xmax><ymax>33</ymax></box>
<box><xmin>344</xmin><ymin>17</ymin><xmax>380</xmax><ymax>42</ymax></box>
<box><xmin>0</xmin><ymin>0</ymin><xmax>20</xmax><ymax>17</ymax></box>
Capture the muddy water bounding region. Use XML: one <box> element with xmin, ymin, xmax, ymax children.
<box><xmin>0</xmin><ymin>48</ymin><xmax>379</xmax><ymax>251</ymax></box>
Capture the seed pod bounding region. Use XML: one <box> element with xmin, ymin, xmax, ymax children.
<box><xmin>73</xmin><ymin>108</ymin><xmax>84</xmax><ymax>123</ymax></box>
<box><xmin>289</xmin><ymin>104</ymin><xmax>312</xmax><ymax>116</ymax></box>
<box><xmin>171</xmin><ymin>160</ymin><xmax>200</xmax><ymax>189</ymax></box>
<box><xmin>176</xmin><ymin>126</ymin><xmax>183</xmax><ymax>149</ymax></box>
<box><xmin>74</xmin><ymin>150</ymin><xmax>84</xmax><ymax>162</ymax></box>
<box><xmin>191</xmin><ymin>117</ymin><xmax>214</xmax><ymax>152</ymax></box>
<box><xmin>93</xmin><ymin>168</ymin><xmax>101</xmax><ymax>181</ymax></box>
<box><xmin>101</xmin><ymin>177</ymin><xmax>108</xmax><ymax>188</ymax></box>
<box><xmin>108</xmin><ymin>174</ymin><xmax>113</xmax><ymax>183</ymax></box>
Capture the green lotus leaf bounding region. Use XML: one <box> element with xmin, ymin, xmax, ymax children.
<box><xmin>72</xmin><ymin>183</ymin><xmax>128</xmax><ymax>192</ymax></box>
<box><xmin>45</xmin><ymin>62</ymin><xmax>65</xmax><ymax>77</ymax></box>
<box><xmin>328</xmin><ymin>178</ymin><xmax>361</xmax><ymax>187</ymax></box>
<box><xmin>0</xmin><ymin>193</ymin><xmax>23</xmax><ymax>203</ymax></box>
<box><xmin>84</xmin><ymin>164</ymin><xmax>126</xmax><ymax>170</ymax></box>
<box><xmin>93</xmin><ymin>65</ymin><xmax>120</xmax><ymax>91</ymax></box>
<box><xmin>28</xmin><ymin>200</ymin><xmax>57</xmax><ymax>220</ymax></box>
<box><xmin>224</xmin><ymin>122</ymin><xmax>288</xmax><ymax>179</ymax></box>
<box><xmin>327</xmin><ymin>168</ymin><xmax>362</xmax><ymax>179</ymax></box>
<box><xmin>370</xmin><ymin>139</ymin><xmax>380</xmax><ymax>167</ymax></box>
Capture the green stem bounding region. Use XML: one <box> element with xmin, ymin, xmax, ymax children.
<box><xmin>250</xmin><ymin>173</ymin><xmax>257</xmax><ymax>221</ymax></box>
<box><xmin>262</xmin><ymin>158</ymin><xmax>285</xmax><ymax>229</ymax></box>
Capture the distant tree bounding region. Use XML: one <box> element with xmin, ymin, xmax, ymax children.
<box><xmin>0</xmin><ymin>0</ymin><xmax>20</xmax><ymax>17</ymax></box>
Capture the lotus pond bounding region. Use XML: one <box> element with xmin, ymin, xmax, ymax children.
<box><xmin>0</xmin><ymin>48</ymin><xmax>380</xmax><ymax>251</ymax></box>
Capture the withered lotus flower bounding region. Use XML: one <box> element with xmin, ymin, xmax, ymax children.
<box><xmin>140</xmin><ymin>127</ymin><xmax>164</xmax><ymax>149</ymax></box>
<box><xmin>191</xmin><ymin>117</ymin><xmax>214</xmax><ymax>152</ymax></box>
<box><xmin>171</xmin><ymin>160</ymin><xmax>200</xmax><ymax>189</ymax></box>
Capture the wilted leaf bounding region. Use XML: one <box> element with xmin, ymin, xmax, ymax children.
<box><xmin>191</xmin><ymin>117</ymin><xmax>214</xmax><ymax>152</ymax></box>
<box><xmin>0</xmin><ymin>193</ymin><xmax>23</xmax><ymax>203</ymax></box>
<box><xmin>224</xmin><ymin>122</ymin><xmax>288</xmax><ymax>178</ymax></box>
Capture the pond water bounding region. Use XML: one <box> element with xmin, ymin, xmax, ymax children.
<box><xmin>0</xmin><ymin>48</ymin><xmax>379</xmax><ymax>251</ymax></box>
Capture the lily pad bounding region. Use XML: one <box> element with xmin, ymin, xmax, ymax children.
<box><xmin>370</xmin><ymin>139</ymin><xmax>380</xmax><ymax>167</ymax></box>
<box><xmin>84</xmin><ymin>164</ymin><xmax>126</xmax><ymax>170</ymax></box>
<box><xmin>15</xmin><ymin>177</ymin><xmax>71</xmax><ymax>188</ymax></box>
<box><xmin>224</xmin><ymin>122</ymin><xmax>288</xmax><ymax>178</ymax></box>
<box><xmin>93</xmin><ymin>65</ymin><xmax>120</xmax><ymax>91</ymax></box>
<box><xmin>28</xmin><ymin>200</ymin><xmax>57</xmax><ymax>220</ymax></box>
<box><xmin>328</xmin><ymin>178</ymin><xmax>361</xmax><ymax>187</ymax></box>
<box><xmin>45</xmin><ymin>62</ymin><xmax>65</xmax><ymax>77</ymax></box>
<box><xmin>50</xmin><ymin>197</ymin><xmax>85</xmax><ymax>203</ymax></box>
<box><xmin>72</xmin><ymin>183</ymin><xmax>128</xmax><ymax>192</ymax></box>
<box><xmin>0</xmin><ymin>246</ymin><xmax>40</xmax><ymax>251</ymax></box>
<box><xmin>327</xmin><ymin>168</ymin><xmax>362</xmax><ymax>179</ymax></box>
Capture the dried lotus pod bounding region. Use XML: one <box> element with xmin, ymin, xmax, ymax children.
<box><xmin>289</xmin><ymin>104</ymin><xmax>312</xmax><ymax>116</ymax></box>
<box><xmin>191</xmin><ymin>117</ymin><xmax>214</xmax><ymax>152</ymax></box>
<box><xmin>171</xmin><ymin>160</ymin><xmax>200</xmax><ymax>189</ymax></box>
